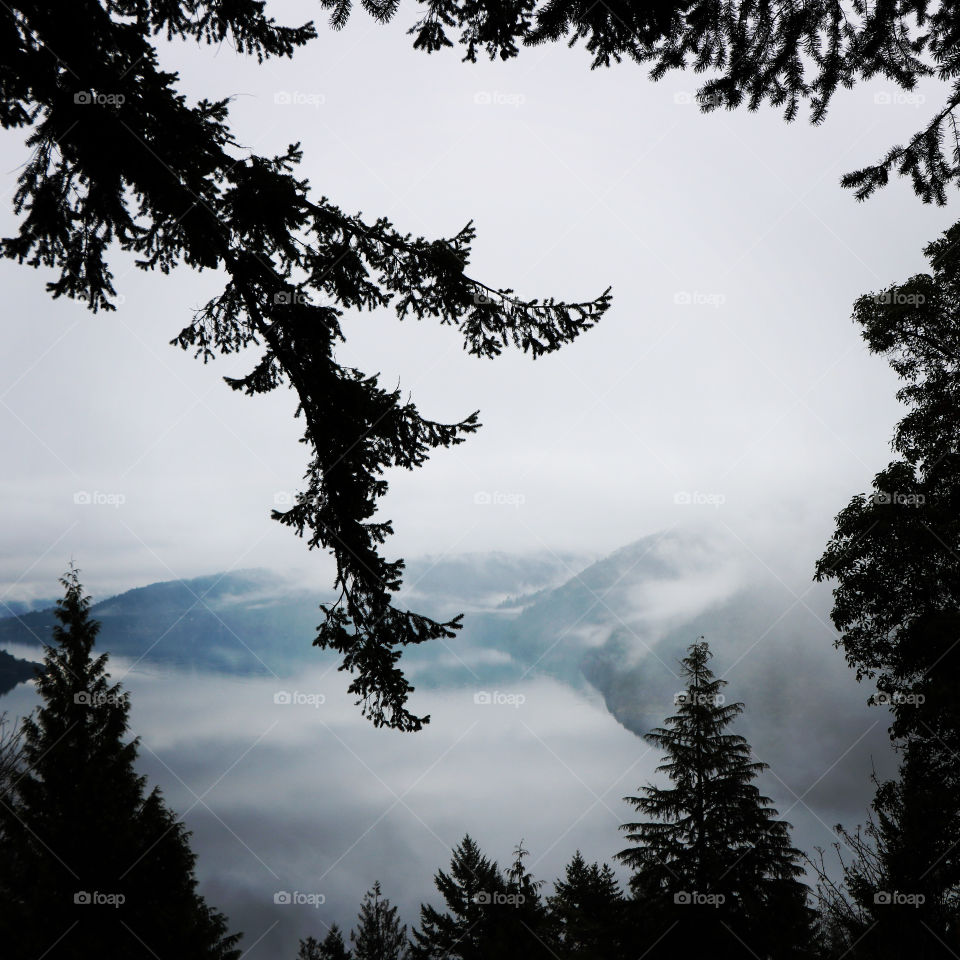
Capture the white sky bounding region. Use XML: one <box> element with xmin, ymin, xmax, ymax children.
<box><xmin>1</xmin><ymin>3</ymin><xmax>955</xmax><ymax>600</ymax></box>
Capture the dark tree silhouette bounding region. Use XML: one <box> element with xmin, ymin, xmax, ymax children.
<box><xmin>298</xmin><ymin>925</ymin><xmax>352</xmax><ymax>960</ymax></box>
<box><xmin>0</xmin><ymin>713</ymin><xmax>24</xmax><ymax>833</ymax></box>
<box><xmin>546</xmin><ymin>851</ymin><xmax>626</xmax><ymax>960</ymax></box>
<box><xmin>1</xmin><ymin>1</ymin><xmax>610</xmax><ymax>732</ymax></box>
<box><xmin>322</xmin><ymin>0</ymin><xmax>960</xmax><ymax>205</ymax></box>
<box><xmin>0</xmin><ymin>567</ymin><xmax>240</xmax><ymax>960</ymax></box>
<box><xmin>411</xmin><ymin>835</ymin><xmax>553</xmax><ymax>960</ymax></box>
<box><xmin>616</xmin><ymin>639</ymin><xmax>811</xmax><ymax>959</ymax></box>
<box><xmin>350</xmin><ymin>881</ymin><xmax>409</xmax><ymax>960</ymax></box>
<box><xmin>811</xmin><ymin>741</ymin><xmax>960</xmax><ymax>959</ymax></box>
<box><xmin>816</xmin><ymin>221</ymin><xmax>960</xmax><ymax>755</ymax></box>
<box><xmin>814</xmin><ymin>221</ymin><xmax>960</xmax><ymax>956</ymax></box>
<box><xmin>410</xmin><ymin>834</ymin><xmax>505</xmax><ymax>960</ymax></box>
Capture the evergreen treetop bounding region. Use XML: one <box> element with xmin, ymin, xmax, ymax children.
<box><xmin>0</xmin><ymin>567</ymin><xmax>241</xmax><ymax>960</ymax></box>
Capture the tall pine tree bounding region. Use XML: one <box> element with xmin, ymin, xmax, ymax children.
<box><xmin>616</xmin><ymin>639</ymin><xmax>811</xmax><ymax>960</ymax></box>
<box><xmin>0</xmin><ymin>567</ymin><xmax>240</xmax><ymax>960</ymax></box>
<box><xmin>298</xmin><ymin>925</ymin><xmax>352</xmax><ymax>960</ymax></box>
<box><xmin>411</xmin><ymin>835</ymin><xmax>554</xmax><ymax>960</ymax></box>
<box><xmin>410</xmin><ymin>835</ymin><xmax>504</xmax><ymax>960</ymax></box>
<box><xmin>547</xmin><ymin>851</ymin><xmax>625</xmax><ymax>960</ymax></box>
<box><xmin>350</xmin><ymin>881</ymin><xmax>408</xmax><ymax>960</ymax></box>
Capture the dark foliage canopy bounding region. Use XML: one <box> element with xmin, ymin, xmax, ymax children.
<box><xmin>617</xmin><ymin>639</ymin><xmax>811</xmax><ymax>958</ymax></box>
<box><xmin>1</xmin><ymin>0</ymin><xmax>610</xmax><ymax>731</ymax></box>
<box><xmin>410</xmin><ymin>835</ymin><xmax>553</xmax><ymax>960</ymax></box>
<box><xmin>815</xmin><ymin>221</ymin><xmax>960</xmax><ymax>748</ymax></box>
<box><xmin>351</xmin><ymin>881</ymin><xmax>409</xmax><ymax>960</ymax></box>
<box><xmin>0</xmin><ymin>567</ymin><xmax>240</xmax><ymax>960</ymax></box>
<box><xmin>813</xmin><ymin>740</ymin><xmax>960</xmax><ymax>959</ymax></box>
<box><xmin>329</xmin><ymin>0</ymin><xmax>960</xmax><ymax>204</ymax></box>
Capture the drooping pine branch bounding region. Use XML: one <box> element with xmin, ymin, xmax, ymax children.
<box><xmin>1</xmin><ymin>0</ymin><xmax>611</xmax><ymax>731</ymax></box>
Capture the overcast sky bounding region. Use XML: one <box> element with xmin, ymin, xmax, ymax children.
<box><xmin>8</xmin><ymin>18</ymin><xmax>954</xmax><ymax>950</ymax></box>
<box><xmin>0</xmin><ymin>3</ymin><xmax>955</xmax><ymax>602</ymax></box>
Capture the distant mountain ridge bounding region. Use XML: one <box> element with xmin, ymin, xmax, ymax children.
<box><xmin>0</xmin><ymin>552</ymin><xmax>593</xmax><ymax>684</ymax></box>
<box><xmin>0</xmin><ymin>533</ymin><xmax>890</xmax><ymax>814</ymax></box>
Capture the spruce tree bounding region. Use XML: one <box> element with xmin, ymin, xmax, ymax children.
<box><xmin>547</xmin><ymin>851</ymin><xmax>625</xmax><ymax>960</ymax></box>
<box><xmin>350</xmin><ymin>881</ymin><xmax>408</xmax><ymax>960</ymax></box>
<box><xmin>616</xmin><ymin>639</ymin><xmax>811</xmax><ymax>960</ymax></box>
<box><xmin>298</xmin><ymin>926</ymin><xmax>351</xmax><ymax>960</ymax></box>
<box><xmin>0</xmin><ymin>568</ymin><xmax>240</xmax><ymax>960</ymax></box>
<box><xmin>411</xmin><ymin>836</ymin><xmax>553</xmax><ymax>960</ymax></box>
<box><xmin>501</xmin><ymin>841</ymin><xmax>555</xmax><ymax>960</ymax></box>
<box><xmin>410</xmin><ymin>835</ymin><xmax>504</xmax><ymax>960</ymax></box>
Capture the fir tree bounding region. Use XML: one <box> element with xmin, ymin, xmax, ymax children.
<box><xmin>616</xmin><ymin>639</ymin><xmax>811</xmax><ymax>960</ymax></box>
<box><xmin>2</xmin><ymin>1</ymin><xmax>610</xmax><ymax>731</ymax></box>
<box><xmin>411</xmin><ymin>836</ymin><xmax>553</xmax><ymax>960</ymax></box>
<box><xmin>298</xmin><ymin>926</ymin><xmax>351</xmax><ymax>960</ymax></box>
<box><xmin>547</xmin><ymin>851</ymin><xmax>625</xmax><ymax>960</ymax></box>
<box><xmin>350</xmin><ymin>881</ymin><xmax>408</xmax><ymax>960</ymax></box>
<box><xmin>410</xmin><ymin>834</ymin><xmax>504</xmax><ymax>960</ymax></box>
<box><xmin>501</xmin><ymin>841</ymin><xmax>554</xmax><ymax>960</ymax></box>
<box><xmin>0</xmin><ymin>567</ymin><xmax>241</xmax><ymax>960</ymax></box>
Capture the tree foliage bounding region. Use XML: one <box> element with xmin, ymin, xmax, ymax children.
<box><xmin>1</xmin><ymin>0</ymin><xmax>610</xmax><ymax>731</ymax></box>
<box><xmin>815</xmin><ymin>221</ymin><xmax>960</xmax><ymax>750</ymax></box>
<box><xmin>410</xmin><ymin>835</ymin><xmax>553</xmax><ymax>960</ymax></box>
<box><xmin>327</xmin><ymin>0</ymin><xmax>960</xmax><ymax>204</ymax></box>
<box><xmin>0</xmin><ymin>567</ymin><xmax>240</xmax><ymax>960</ymax></box>
<box><xmin>811</xmin><ymin>741</ymin><xmax>960</xmax><ymax>959</ymax></box>
<box><xmin>546</xmin><ymin>851</ymin><xmax>625</xmax><ymax>960</ymax></box>
<box><xmin>617</xmin><ymin>639</ymin><xmax>811</xmax><ymax>959</ymax></box>
<box><xmin>350</xmin><ymin>881</ymin><xmax>409</xmax><ymax>960</ymax></box>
